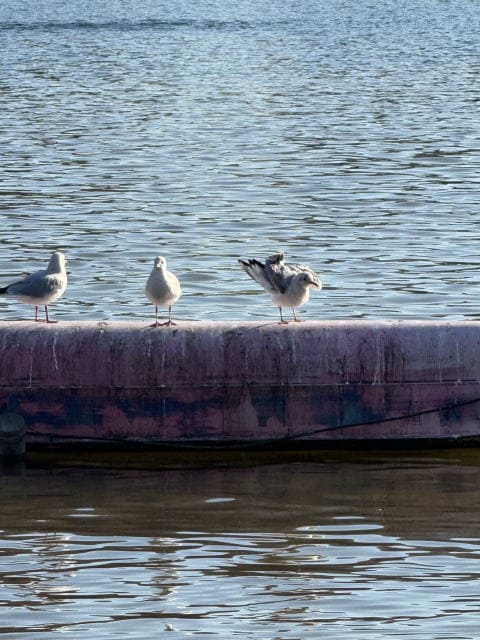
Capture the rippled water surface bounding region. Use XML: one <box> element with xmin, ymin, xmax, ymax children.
<box><xmin>1</xmin><ymin>0</ymin><xmax>480</xmax><ymax>322</ymax></box>
<box><xmin>2</xmin><ymin>4</ymin><xmax>480</xmax><ymax>636</ymax></box>
<box><xmin>1</xmin><ymin>452</ymin><xmax>480</xmax><ymax>639</ymax></box>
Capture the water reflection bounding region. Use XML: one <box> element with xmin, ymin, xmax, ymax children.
<box><xmin>1</xmin><ymin>452</ymin><xmax>479</xmax><ymax>638</ymax></box>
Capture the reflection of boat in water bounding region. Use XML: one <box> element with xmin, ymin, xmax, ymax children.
<box><xmin>1</xmin><ymin>320</ymin><xmax>480</xmax><ymax>450</ymax></box>
<box><xmin>1</xmin><ymin>453</ymin><xmax>480</xmax><ymax>540</ymax></box>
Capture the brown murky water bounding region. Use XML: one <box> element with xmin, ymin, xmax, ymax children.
<box><xmin>1</xmin><ymin>450</ymin><xmax>479</xmax><ymax>639</ymax></box>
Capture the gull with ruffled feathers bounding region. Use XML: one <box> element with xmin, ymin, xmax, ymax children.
<box><xmin>239</xmin><ymin>252</ymin><xmax>321</xmax><ymax>323</ymax></box>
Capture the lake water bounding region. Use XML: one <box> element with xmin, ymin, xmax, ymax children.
<box><xmin>1</xmin><ymin>2</ymin><xmax>480</xmax><ymax>637</ymax></box>
<box><xmin>1</xmin><ymin>451</ymin><xmax>480</xmax><ymax>639</ymax></box>
<box><xmin>1</xmin><ymin>0</ymin><xmax>480</xmax><ymax>322</ymax></box>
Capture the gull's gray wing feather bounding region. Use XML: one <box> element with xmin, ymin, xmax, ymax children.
<box><xmin>265</xmin><ymin>253</ymin><xmax>321</xmax><ymax>293</ymax></box>
<box><xmin>240</xmin><ymin>253</ymin><xmax>320</xmax><ymax>294</ymax></box>
<box><xmin>6</xmin><ymin>271</ymin><xmax>62</xmax><ymax>297</ymax></box>
<box><xmin>239</xmin><ymin>259</ymin><xmax>279</xmax><ymax>294</ymax></box>
<box><xmin>264</xmin><ymin>253</ymin><xmax>292</xmax><ymax>294</ymax></box>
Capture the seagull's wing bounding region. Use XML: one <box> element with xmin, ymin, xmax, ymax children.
<box><xmin>1</xmin><ymin>271</ymin><xmax>30</xmax><ymax>294</ymax></box>
<box><xmin>6</xmin><ymin>270</ymin><xmax>60</xmax><ymax>297</ymax></box>
<box><xmin>239</xmin><ymin>253</ymin><xmax>320</xmax><ymax>294</ymax></box>
<box><xmin>239</xmin><ymin>259</ymin><xmax>279</xmax><ymax>294</ymax></box>
<box><xmin>1</xmin><ymin>278</ymin><xmax>24</xmax><ymax>293</ymax></box>
<box><xmin>264</xmin><ymin>253</ymin><xmax>293</xmax><ymax>294</ymax></box>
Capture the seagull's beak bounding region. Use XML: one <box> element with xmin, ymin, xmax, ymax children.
<box><xmin>310</xmin><ymin>279</ymin><xmax>320</xmax><ymax>288</ymax></box>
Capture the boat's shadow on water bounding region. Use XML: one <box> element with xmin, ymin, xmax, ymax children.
<box><xmin>2</xmin><ymin>447</ymin><xmax>480</xmax><ymax>538</ymax></box>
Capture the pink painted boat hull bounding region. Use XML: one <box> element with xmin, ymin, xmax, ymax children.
<box><xmin>1</xmin><ymin>320</ymin><xmax>480</xmax><ymax>448</ymax></box>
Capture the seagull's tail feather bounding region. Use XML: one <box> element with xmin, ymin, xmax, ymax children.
<box><xmin>266</xmin><ymin>252</ymin><xmax>285</xmax><ymax>265</ymax></box>
<box><xmin>238</xmin><ymin>258</ymin><xmax>265</xmax><ymax>282</ymax></box>
<box><xmin>0</xmin><ymin>286</ymin><xmax>7</xmax><ymax>295</ymax></box>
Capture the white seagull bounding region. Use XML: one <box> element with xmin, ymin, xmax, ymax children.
<box><xmin>239</xmin><ymin>252</ymin><xmax>321</xmax><ymax>323</ymax></box>
<box><xmin>145</xmin><ymin>256</ymin><xmax>182</xmax><ymax>327</ymax></box>
<box><xmin>0</xmin><ymin>251</ymin><xmax>68</xmax><ymax>323</ymax></box>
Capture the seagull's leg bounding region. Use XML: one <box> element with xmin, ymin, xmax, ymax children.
<box><xmin>292</xmin><ymin>308</ymin><xmax>301</xmax><ymax>322</ymax></box>
<box><xmin>45</xmin><ymin>305</ymin><xmax>58</xmax><ymax>323</ymax></box>
<box><xmin>278</xmin><ymin>307</ymin><xmax>288</xmax><ymax>324</ymax></box>
<box><xmin>34</xmin><ymin>305</ymin><xmax>50</xmax><ymax>323</ymax></box>
<box><xmin>150</xmin><ymin>305</ymin><xmax>160</xmax><ymax>328</ymax></box>
<box><xmin>161</xmin><ymin>306</ymin><xmax>177</xmax><ymax>326</ymax></box>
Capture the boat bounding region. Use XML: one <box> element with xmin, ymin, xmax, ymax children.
<box><xmin>1</xmin><ymin>320</ymin><xmax>480</xmax><ymax>452</ymax></box>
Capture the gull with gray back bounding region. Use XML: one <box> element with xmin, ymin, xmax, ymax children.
<box><xmin>239</xmin><ymin>252</ymin><xmax>321</xmax><ymax>323</ymax></box>
<box><xmin>0</xmin><ymin>251</ymin><xmax>67</xmax><ymax>323</ymax></box>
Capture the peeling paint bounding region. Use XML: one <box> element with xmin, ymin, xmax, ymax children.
<box><xmin>1</xmin><ymin>320</ymin><xmax>480</xmax><ymax>447</ymax></box>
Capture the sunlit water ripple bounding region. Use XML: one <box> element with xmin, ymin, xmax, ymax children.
<box><xmin>1</xmin><ymin>456</ymin><xmax>480</xmax><ymax>639</ymax></box>
<box><xmin>1</xmin><ymin>0</ymin><xmax>480</xmax><ymax>322</ymax></box>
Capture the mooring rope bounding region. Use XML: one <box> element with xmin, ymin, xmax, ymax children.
<box><xmin>24</xmin><ymin>394</ymin><xmax>480</xmax><ymax>451</ymax></box>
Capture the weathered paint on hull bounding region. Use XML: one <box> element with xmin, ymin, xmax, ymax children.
<box><xmin>1</xmin><ymin>320</ymin><xmax>480</xmax><ymax>448</ymax></box>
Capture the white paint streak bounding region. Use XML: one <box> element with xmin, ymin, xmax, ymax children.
<box><xmin>29</xmin><ymin>345</ymin><xmax>33</xmax><ymax>388</ymax></box>
<box><xmin>52</xmin><ymin>334</ymin><xmax>59</xmax><ymax>371</ymax></box>
<box><xmin>373</xmin><ymin>334</ymin><xmax>383</xmax><ymax>385</ymax></box>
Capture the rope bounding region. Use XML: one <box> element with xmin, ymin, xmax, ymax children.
<box><xmin>25</xmin><ymin>394</ymin><xmax>480</xmax><ymax>451</ymax></box>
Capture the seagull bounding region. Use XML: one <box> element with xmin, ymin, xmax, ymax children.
<box><xmin>239</xmin><ymin>252</ymin><xmax>321</xmax><ymax>323</ymax></box>
<box><xmin>145</xmin><ymin>256</ymin><xmax>181</xmax><ymax>327</ymax></box>
<box><xmin>0</xmin><ymin>251</ymin><xmax>67</xmax><ymax>323</ymax></box>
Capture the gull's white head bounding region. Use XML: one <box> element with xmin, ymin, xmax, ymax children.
<box><xmin>154</xmin><ymin>256</ymin><xmax>167</xmax><ymax>270</ymax></box>
<box><xmin>298</xmin><ymin>271</ymin><xmax>321</xmax><ymax>289</ymax></box>
<box><xmin>48</xmin><ymin>251</ymin><xmax>66</xmax><ymax>272</ymax></box>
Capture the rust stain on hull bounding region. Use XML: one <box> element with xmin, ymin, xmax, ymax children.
<box><xmin>1</xmin><ymin>320</ymin><xmax>480</xmax><ymax>448</ymax></box>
